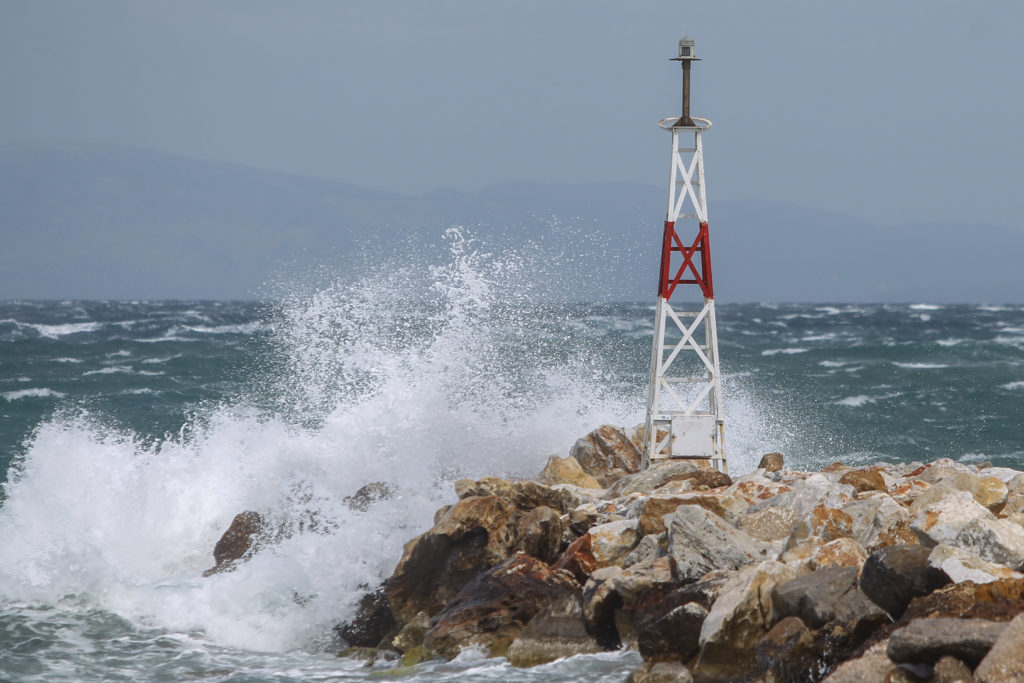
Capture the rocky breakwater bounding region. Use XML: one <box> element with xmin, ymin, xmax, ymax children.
<box><xmin>207</xmin><ymin>424</ymin><xmax>1024</xmax><ymax>681</ymax></box>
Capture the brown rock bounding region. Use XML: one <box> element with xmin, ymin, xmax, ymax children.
<box><xmin>518</xmin><ymin>506</ymin><xmax>563</xmax><ymax>564</ymax></box>
<box><xmin>344</xmin><ymin>482</ymin><xmax>395</xmax><ymax>511</ymax></box>
<box><xmin>454</xmin><ymin>477</ymin><xmax>576</xmax><ymax>514</ymax></box>
<box><xmin>633</xmin><ymin>572</ymin><xmax>731</xmax><ymax>661</ymax></box>
<box><xmin>333</xmin><ymin>585</ymin><xmax>398</xmax><ymax>648</ymax></box>
<box><xmin>755</xmin><ymin>616</ymin><xmax>818</xmax><ymax>683</ymax></box>
<box><xmin>203</xmin><ymin>510</ymin><xmax>266</xmax><ymax>577</ymax></box>
<box><xmin>422</xmin><ymin>553</ymin><xmax>579</xmax><ymax>659</ymax></box>
<box><xmin>570</xmin><ymin>424</ymin><xmax>642</xmax><ymax>487</ymax></box>
<box><xmin>553</xmin><ymin>532</ymin><xmax>598</xmax><ymax>584</ymax></box>
<box><xmin>903</xmin><ymin>578</ymin><xmax>1024</xmax><ymax>622</ymax></box>
<box><xmin>386</xmin><ymin>495</ymin><xmax>520</xmax><ymax>623</ymax></box>
<box><xmin>506</xmin><ymin>594</ymin><xmax>602</xmax><ymax>667</ymax></box>
<box><xmin>839</xmin><ymin>469</ymin><xmax>887</xmax><ymax>493</ymax></box>
<box><xmin>975</xmin><ymin>612</ymin><xmax>1024</xmax><ymax>682</ymax></box>
<box><xmin>538</xmin><ymin>454</ymin><xmax>603</xmax><ymax>489</ymax></box>
<box><xmin>758</xmin><ymin>452</ymin><xmax>785</xmax><ymax>472</ymax></box>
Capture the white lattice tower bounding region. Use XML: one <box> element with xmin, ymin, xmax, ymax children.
<box><xmin>642</xmin><ymin>37</ymin><xmax>727</xmax><ymax>473</ymax></box>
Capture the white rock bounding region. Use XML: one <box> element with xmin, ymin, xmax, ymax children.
<box><xmin>842</xmin><ymin>494</ymin><xmax>911</xmax><ymax>553</ymax></box>
<box><xmin>666</xmin><ymin>505</ymin><xmax>769</xmax><ymax>582</ymax></box>
<box><xmin>911</xmin><ymin>490</ymin><xmax>994</xmax><ymax>547</ymax></box>
<box><xmin>589</xmin><ymin>519</ymin><xmax>641</xmax><ymax>568</ymax></box>
<box><xmin>953</xmin><ymin>516</ymin><xmax>1024</xmax><ymax>570</ymax></box>
<box><xmin>698</xmin><ymin>560</ymin><xmax>797</xmax><ymax>648</ymax></box>
<box><xmin>928</xmin><ymin>544</ymin><xmax>1024</xmax><ymax>584</ymax></box>
<box><xmin>979</xmin><ymin>467</ymin><xmax>1023</xmax><ymax>484</ymax></box>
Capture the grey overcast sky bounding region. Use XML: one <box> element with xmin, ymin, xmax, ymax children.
<box><xmin>2</xmin><ymin>0</ymin><xmax>1022</xmax><ymax>229</ymax></box>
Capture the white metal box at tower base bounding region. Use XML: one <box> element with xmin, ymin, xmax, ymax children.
<box><xmin>668</xmin><ymin>414</ymin><xmax>717</xmax><ymax>457</ymax></box>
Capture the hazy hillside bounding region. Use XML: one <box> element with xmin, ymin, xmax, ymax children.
<box><xmin>2</xmin><ymin>142</ymin><xmax>1022</xmax><ymax>302</ymax></box>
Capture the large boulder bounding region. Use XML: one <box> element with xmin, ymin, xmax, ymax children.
<box><xmin>203</xmin><ymin>510</ymin><xmax>266</xmax><ymax>577</ymax></box>
<box><xmin>386</xmin><ymin>495</ymin><xmax>520</xmax><ymax>623</ymax></box>
<box><xmin>569</xmin><ymin>424</ymin><xmax>643</xmax><ymax>487</ymax></box>
<box><xmin>736</xmin><ymin>506</ymin><xmax>797</xmax><ymax>543</ymax></box>
<box><xmin>694</xmin><ymin>560</ymin><xmax>798</xmax><ymax>682</ymax></box>
<box><xmin>581</xmin><ymin>558</ymin><xmax>675</xmax><ymax>650</ymax></box>
<box><xmin>838</xmin><ymin>468</ymin><xmax>887</xmax><ymax>494</ymax></box>
<box><xmin>902</xmin><ymin>578</ymin><xmax>1024</xmax><ymax>622</ymax></box>
<box><xmin>607</xmin><ymin>460</ymin><xmax>700</xmax><ymax>498</ymax></box>
<box><xmin>633</xmin><ymin>572</ymin><xmax>731</xmax><ymax>662</ymax></box>
<box><xmin>421</xmin><ymin>553</ymin><xmax>579</xmax><ymax>659</ymax></box>
<box><xmin>537</xmin><ymin>454</ymin><xmax>603</xmax><ymax>489</ymax></box>
<box><xmin>754</xmin><ymin>616</ymin><xmax>818</xmax><ymax>683</ymax></box>
<box><xmin>333</xmin><ymin>585</ymin><xmax>398</xmax><ymax>648</ymax></box>
<box><xmin>506</xmin><ymin>594</ymin><xmax>602</xmax><ymax>667</ymax></box>
<box><xmin>808</xmin><ymin>537</ymin><xmax>868</xmax><ymax>571</ymax></box>
<box><xmin>517</xmin><ymin>506</ymin><xmax>564</xmax><ymax>564</ymax></box>
<box><xmin>886</xmin><ymin>617</ymin><xmax>1008</xmax><ymax>667</ymax></box>
<box><xmin>454</xmin><ymin>477</ymin><xmax>577</xmax><ymax>514</ymax></box>
<box><xmin>784</xmin><ymin>504</ymin><xmax>854</xmax><ymax>551</ymax></box>
<box><xmin>841</xmin><ymin>494</ymin><xmax>916</xmax><ymax>553</ymax></box>
<box><xmin>911</xmin><ymin>489</ymin><xmax>995</xmax><ymax>547</ymax></box>
<box><xmin>953</xmin><ymin>516</ymin><xmax>1024</xmax><ymax>570</ymax></box>
<box><xmin>858</xmin><ymin>544</ymin><xmax>950</xmax><ymax>619</ymax></box>
<box><xmin>666</xmin><ymin>504</ymin><xmax>769</xmax><ymax>582</ymax></box>
<box><xmin>772</xmin><ymin>565</ymin><xmax>884</xmax><ymax>629</ymax></box>
<box><xmin>589</xmin><ymin>519</ymin><xmax>642</xmax><ymax>568</ymax></box>
<box><xmin>636</xmin><ymin>492</ymin><xmax>746</xmax><ymax>537</ymax></box>
<box><xmin>975</xmin><ymin>612</ymin><xmax>1024</xmax><ymax>682</ymax></box>
<box><xmin>748</xmin><ymin>474</ymin><xmax>856</xmax><ymax>520</ymax></box>
<box><xmin>929</xmin><ymin>544</ymin><xmax>1024</xmax><ymax>584</ymax></box>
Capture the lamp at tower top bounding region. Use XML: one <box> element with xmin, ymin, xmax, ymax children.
<box><xmin>670</xmin><ymin>36</ymin><xmax>699</xmax><ymax>128</ymax></box>
<box><xmin>672</xmin><ymin>37</ymin><xmax>699</xmax><ymax>62</ymax></box>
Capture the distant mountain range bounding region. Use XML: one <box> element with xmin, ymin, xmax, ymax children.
<box><xmin>2</xmin><ymin>142</ymin><xmax>1022</xmax><ymax>303</ymax></box>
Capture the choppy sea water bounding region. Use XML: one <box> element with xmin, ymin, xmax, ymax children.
<box><xmin>1</xmin><ymin>243</ymin><xmax>1022</xmax><ymax>681</ymax></box>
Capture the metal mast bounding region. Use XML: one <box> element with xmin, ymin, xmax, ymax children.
<box><xmin>642</xmin><ymin>37</ymin><xmax>727</xmax><ymax>473</ymax></box>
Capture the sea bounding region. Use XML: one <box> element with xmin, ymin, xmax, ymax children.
<box><xmin>1</xmin><ymin>238</ymin><xmax>1023</xmax><ymax>681</ymax></box>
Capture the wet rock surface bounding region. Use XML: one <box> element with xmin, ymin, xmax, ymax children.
<box><xmin>203</xmin><ymin>510</ymin><xmax>266</xmax><ymax>577</ymax></box>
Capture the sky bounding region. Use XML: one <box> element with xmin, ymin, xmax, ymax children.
<box><xmin>2</xmin><ymin>0</ymin><xmax>1023</xmax><ymax>229</ymax></box>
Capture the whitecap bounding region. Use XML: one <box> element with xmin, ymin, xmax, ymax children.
<box><xmin>82</xmin><ymin>366</ymin><xmax>134</xmax><ymax>376</ymax></box>
<box><xmin>184</xmin><ymin>322</ymin><xmax>264</xmax><ymax>335</ymax></box>
<box><xmin>142</xmin><ymin>355</ymin><xmax>181</xmax><ymax>364</ymax></box>
<box><xmin>761</xmin><ymin>348</ymin><xmax>809</xmax><ymax>356</ymax></box>
<box><xmin>893</xmin><ymin>362</ymin><xmax>949</xmax><ymax>369</ymax></box>
<box><xmin>52</xmin><ymin>357</ymin><xmax>84</xmax><ymax>364</ymax></box>
<box><xmin>2</xmin><ymin>388</ymin><xmax>67</xmax><ymax>401</ymax></box>
<box><xmin>818</xmin><ymin>360</ymin><xmax>849</xmax><ymax>368</ymax></box>
<box><xmin>1002</xmin><ymin>381</ymin><xmax>1024</xmax><ymax>391</ymax></box>
<box><xmin>32</xmin><ymin>321</ymin><xmax>101</xmax><ymax>338</ymax></box>
<box><xmin>835</xmin><ymin>395</ymin><xmax>874</xmax><ymax>407</ymax></box>
<box><xmin>909</xmin><ymin>304</ymin><xmax>942</xmax><ymax>310</ymax></box>
<box><xmin>937</xmin><ymin>338</ymin><xmax>966</xmax><ymax>347</ymax></box>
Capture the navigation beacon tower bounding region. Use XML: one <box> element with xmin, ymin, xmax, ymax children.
<box><xmin>642</xmin><ymin>37</ymin><xmax>727</xmax><ymax>473</ymax></box>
